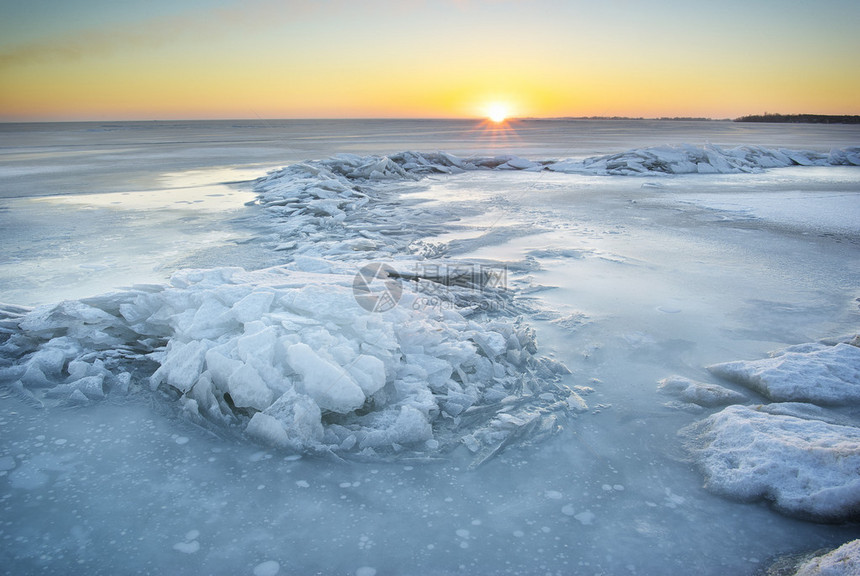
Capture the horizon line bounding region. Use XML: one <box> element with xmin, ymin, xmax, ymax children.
<box><xmin>0</xmin><ymin>115</ymin><xmax>742</xmax><ymax>125</ymax></box>
<box><xmin>2</xmin><ymin>113</ymin><xmax>859</xmax><ymax>125</ymax></box>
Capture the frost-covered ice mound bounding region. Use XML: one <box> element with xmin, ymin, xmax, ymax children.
<box><xmin>0</xmin><ymin>266</ymin><xmax>581</xmax><ymax>463</ymax></box>
<box><xmin>709</xmin><ymin>342</ymin><xmax>860</xmax><ymax>405</ymax></box>
<box><xmin>763</xmin><ymin>538</ymin><xmax>860</xmax><ymax>576</ymax></box>
<box><xmin>682</xmin><ymin>404</ymin><xmax>860</xmax><ymax>521</ymax></box>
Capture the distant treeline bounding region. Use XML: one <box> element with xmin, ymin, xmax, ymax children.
<box><xmin>735</xmin><ymin>113</ymin><xmax>860</xmax><ymax>124</ymax></box>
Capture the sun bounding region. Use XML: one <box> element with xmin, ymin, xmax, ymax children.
<box><xmin>485</xmin><ymin>102</ymin><xmax>510</xmax><ymax>124</ymax></box>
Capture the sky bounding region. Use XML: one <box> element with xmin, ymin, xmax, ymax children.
<box><xmin>1</xmin><ymin>0</ymin><xmax>859</xmax><ymax>121</ymax></box>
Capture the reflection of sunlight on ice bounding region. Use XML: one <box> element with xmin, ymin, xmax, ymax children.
<box><xmin>0</xmin><ymin>166</ymin><xmax>266</xmax><ymax>305</ymax></box>
<box><xmin>159</xmin><ymin>165</ymin><xmax>279</xmax><ymax>188</ymax></box>
<box><xmin>35</xmin><ymin>186</ymin><xmax>250</xmax><ymax>211</ymax></box>
<box><xmin>34</xmin><ymin>167</ymin><xmax>260</xmax><ymax>212</ymax></box>
<box><xmin>420</xmin><ymin>210</ymin><xmax>521</xmax><ymax>245</ymax></box>
<box><xmin>667</xmin><ymin>190</ymin><xmax>860</xmax><ymax>234</ymax></box>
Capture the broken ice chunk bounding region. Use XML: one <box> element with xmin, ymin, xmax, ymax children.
<box><xmin>204</xmin><ymin>349</ymin><xmax>243</xmax><ymax>390</ymax></box>
<box><xmin>346</xmin><ymin>354</ymin><xmax>387</xmax><ymax>396</ymax></box>
<box><xmin>150</xmin><ymin>340</ymin><xmax>207</xmax><ymax>393</ymax></box>
<box><xmin>231</xmin><ymin>291</ymin><xmax>275</xmax><ymax>323</ymax></box>
<box><xmin>262</xmin><ymin>389</ymin><xmax>323</xmax><ymax>449</ymax></box>
<box><xmin>286</xmin><ymin>343</ymin><xmax>365</xmax><ymax>413</ymax></box>
<box><xmin>246</xmin><ymin>413</ymin><xmax>290</xmax><ymax>447</ymax></box>
<box><xmin>227</xmin><ymin>364</ymin><xmax>274</xmax><ymax>411</ymax></box>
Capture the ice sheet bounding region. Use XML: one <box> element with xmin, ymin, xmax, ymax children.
<box><xmin>0</xmin><ymin>169</ymin><xmax>262</xmax><ymax>306</ymax></box>
<box><xmin>3</xmin><ymin>145</ymin><xmax>859</xmax><ymax>464</ymax></box>
<box><xmin>2</xmin><ymin>122</ymin><xmax>860</xmax><ymax>575</ymax></box>
<box><xmin>671</xmin><ymin>189</ymin><xmax>860</xmax><ymax>235</ymax></box>
<box><xmin>657</xmin><ymin>375</ymin><xmax>748</xmax><ymax>407</ymax></box>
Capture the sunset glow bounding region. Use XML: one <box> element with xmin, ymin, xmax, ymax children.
<box><xmin>485</xmin><ymin>103</ymin><xmax>510</xmax><ymax>124</ymax></box>
<box><xmin>1</xmin><ymin>0</ymin><xmax>859</xmax><ymax>121</ymax></box>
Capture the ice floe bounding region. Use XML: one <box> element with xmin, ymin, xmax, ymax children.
<box><xmin>708</xmin><ymin>342</ymin><xmax>860</xmax><ymax>405</ymax></box>
<box><xmin>682</xmin><ymin>403</ymin><xmax>860</xmax><ymax>521</ymax></box>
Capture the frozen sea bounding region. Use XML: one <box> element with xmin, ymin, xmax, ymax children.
<box><xmin>1</xmin><ymin>119</ymin><xmax>859</xmax><ymax>575</ymax></box>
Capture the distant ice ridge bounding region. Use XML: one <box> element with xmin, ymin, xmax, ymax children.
<box><xmin>678</xmin><ymin>337</ymin><xmax>860</xmax><ymax>522</ymax></box>
<box><xmin>253</xmin><ymin>146</ymin><xmax>859</xmax><ymax>198</ymax></box>
<box><xmin>250</xmin><ymin>145</ymin><xmax>860</xmax><ymax>265</ymax></box>
<box><xmin>549</xmin><ymin>144</ymin><xmax>860</xmax><ymax>175</ymax></box>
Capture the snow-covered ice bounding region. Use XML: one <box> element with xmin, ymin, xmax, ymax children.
<box><xmin>793</xmin><ymin>539</ymin><xmax>860</xmax><ymax>576</ymax></box>
<box><xmin>708</xmin><ymin>342</ymin><xmax>860</xmax><ymax>405</ymax></box>
<box><xmin>682</xmin><ymin>403</ymin><xmax>860</xmax><ymax>521</ymax></box>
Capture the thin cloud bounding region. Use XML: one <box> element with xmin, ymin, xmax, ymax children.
<box><xmin>0</xmin><ymin>0</ymin><xmax>319</xmax><ymax>70</ymax></box>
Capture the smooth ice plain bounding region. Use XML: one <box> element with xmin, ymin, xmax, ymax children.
<box><xmin>1</xmin><ymin>119</ymin><xmax>859</xmax><ymax>575</ymax></box>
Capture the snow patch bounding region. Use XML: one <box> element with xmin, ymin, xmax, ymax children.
<box><xmin>657</xmin><ymin>376</ymin><xmax>747</xmax><ymax>407</ymax></box>
<box><xmin>253</xmin><ymin>561</ymin><xmax>281</xmax><ymax>576</ymax></box>
<box><xmin>172</xmin><ymin>541</ymin><xmax>200</xmax><ymax>554</ymax></box>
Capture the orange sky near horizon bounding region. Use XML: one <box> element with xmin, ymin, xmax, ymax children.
<box><xmin>1</xmin><ymin>0</ymin><xmax>859</xmax><ymax>122</ymax></box>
